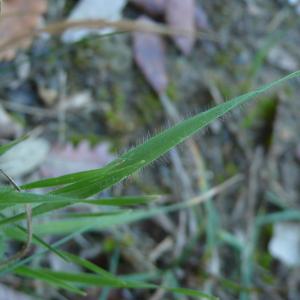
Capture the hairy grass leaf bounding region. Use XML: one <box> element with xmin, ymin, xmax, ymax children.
<box><xmin>22</xmin><ymin>71</ymin><xmax>300</xmax><ymax>198</ymax></box>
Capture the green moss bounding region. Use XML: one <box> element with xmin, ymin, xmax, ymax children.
<box><xmin>70</xmin><ymin>133</ymin><xmax>105</xmax><ymax>147</ymax></box>
<box><xmin>166</xmin><ymin>82</ymin><xmax>179</xmax><ymax>100</ymax></box>
<box><xmin>214</xmin><ymin>52</ymin><xmax>232</xmax><ymax>67</ymax></box>
<box><xmin>135</xmin><ymin>89</ymin><xmax>161</xmax><ymax>125</ymax></box>
<box><xmin>105</xmin><ymin>110</ymin><xmax>131</xmax><ymax>133</ymax></box>
<box><xmin>112</xmin><ymin>86</ymin><xmax>126</xmax><ymax>113</ymax></box>
<box><xmin>63</xmin><ymin>0</ymin><xmax>77</xmax><ymax>15</ymax></box>
<box><xmin>103</xmin><ymin>236</ymin><xmax>117</xmax><ymax>253</ymax></box>
<box><xmin>103</xmin><ymin>234</ymin><xmax>134</xmax><ymax>253</ymax></box>
<box><xmin>10</xmin><ymin>112</ymin><xmax>26</xmax><ymax>128</ymax></box>
<box><xmin>242</xmin><ymin>97</ymin><xmax>277</xmax><ymax>129</ymax></box>
<box><xmin>225</xmin><ymin>162</ymin><xmax>238</xmax><ymax>177</ymax></box>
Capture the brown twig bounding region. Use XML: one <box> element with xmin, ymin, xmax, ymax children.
<box><xmin>0</xmin><ymin>99</ymin><xmax>55</xmax><ymax>117</ymax></box>
<box><xmin>0</xmin><ymin>169</ymin><xmax>32</xmax><ymax>267</ymax></box>
<box><xmin>0</xmin><ymin>17</ymin><xmax>217</xmax><ymax>55</ymax></box>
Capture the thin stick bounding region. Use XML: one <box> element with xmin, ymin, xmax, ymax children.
<box><xmin>0</xmin><ymin>18</ymin><xmax>217</xmax><ymax>55</ymax></box>
<box><xmin>0</xmin><ymin>169</ymin><xmax>32</xmax><ymax>267</ymax></box>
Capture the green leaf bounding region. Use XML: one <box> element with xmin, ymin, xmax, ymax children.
<box><xmin>3</xmin><ymin>224</ymin><xmax>68</xmax><ymax>262</ymax></box>
<box><xmin>56</xmin><ymin>211</ymin><xmax>128</xmax><ymax>219</ymax></box>
<box><xmin>29</xmin><ymin>179</ymin><xmax>239</xmax><ymax>236</ymax></box>
<box><xmin>18</xmin><ymin>267</ymin><xmax>154</xmax><ymax>289</ymax></box>
<box><xmin>0</xmin><ymin>187</ymin><xmax>77</xmax><ymax>205</ymax></box>
<box><xmin>16</xmin><ymin>267</ymin><xmax>217</xmax><ymax>299</ymax></box>
<box><xmin>58</xmin><ymin>251</ymin><xmax>122</xmax><ymax>280</ymax></box>
<box><xmin>166</xmin><ymin>287</ymin><xmax>218</xmax><ymax>299</ymax></box>
<box><xmin>31</xmin><ymin>207</ymin><xmax>173</xmax><ymax>236</ymax></box>
<box><xmin>256</xmin><ymin>210</ymin><xmax>300</xmax><ymax>226</ymax></box>
<box><xmin>84</xmin><ymin>195</ymin><xmax>160</xmax><ymax>206</ymax></box>
<box><xmin>15</xmin><ymin>266</ymin><xmax>86</xmax><ymax>295</ymax></box>
<box><xmin>0</xmin><ymin>193</ymin><xmax>160</xmax><ymax>227</ymax></box>
<box><xmin>0</xmin><ymin>189</ymin><xmax>158</xmax><ymax>206</ymax></box>
<box><xmin>22</xmin><ymin>71</ymin><xmax>300</xmax><ymax>199</ymax></box>
<box><xmin>0</xmin><ymin>202</ymin><xmax>69</xmax><ymax>227</ymax></box>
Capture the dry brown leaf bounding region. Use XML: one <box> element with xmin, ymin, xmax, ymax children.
<box><xmin>133</xmin><ymin>16</ymin><xmax>168</xmax><ymax>95</ymax></box>
<box><xmin>0</xmin><ymin>0</ymin><xmax>47</xmax><ymax>60</ymax></box>
<box><xmin>166</xmin><ymin>0</ymin><xmax>196</xmax><ymax>55</ymax></box>
<box><xmin>130</xmin><ymin>0</ymin><xmax>166</xmax><ymax>16</ymax></box>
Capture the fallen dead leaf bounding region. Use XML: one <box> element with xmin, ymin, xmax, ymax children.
<box><xmin>40</xmin><ymin>141</ymin><xmax>114</xmax><ymax>178</ymax></box>
<box><xmin>195</xmin><ymin>4</ymin><xmax>210</xmax><ymax>30</ymax></box>
<box><xmin>62</xmin><ymin>0</ymin><xmax>127</xmax><ymax>43</ymax></box>
<box><xmin>0</xmin><ymin>284</ymin><xmax>33</xmax><ymax>300</ymax></box>
<box><xmin>269</xmin><ymin>222</ymin><xmax>300</xmax><ymax>267</ymax></box>
<box><xmin>0</xmin><ymin>138</ymin><xmax>49</xmax><ymax>178</ymax></box>
<box><xmin>130</xmin><ymin>0</ymin><xmax>166</xmax><ymax>16</ymax></box>
<box><xmin>165</xmin><ymin>0</ymin><xmax>196</xmax><ymax>55</ymax></box>
<box><xmin>133</xmin><ymin>16</ymin><xmax>168</xmax><ymax>95</ymax></box>
<box><xmin>0</xmin><ymin>0</ymin><xmax>47</xmax><ymax>60</ymax></box>
<box><xmin>38</xmin><ymin>87</ymin><xmax>58</xmax><ymax>107</ymax></box>
<box><xmin>59</xmin><ymin>91</ymin><xmax>93</xmax><ymax>111</ymax></box>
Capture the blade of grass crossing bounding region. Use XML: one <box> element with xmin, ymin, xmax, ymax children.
<box><xmin>21</xmin><ymin>71</ymin><xmax>300</xmax><ymax>198</ymax></box>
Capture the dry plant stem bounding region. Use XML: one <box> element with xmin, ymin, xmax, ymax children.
<box><xmin>0</xmin><ymin>99</ymin><xmax>55</xmax><ymax>117</ymax></box>
<box><xmin>149</xmin><ymin>237</ymin><xmax>173</xmax><ymax>263</ymax></box>
<box><xmin>206</xmin><ymin>77</ymin><xmax>251</xmax><ymax>159</ymax></box>
<box><xmin>159</xmin><ymin>94</ymin><xmax>194</xmax><ymax>255</ymax></box>
<box><xmin>162</xmin><ymin>90</ymin><xmax>232</xmax><ymax>288</ymax></box>
<box><xmin>0</xmin><ymin>17</ymin><xmax>216</xmax><ymax>55</ymax></box>
<box><xmin>169</xmin><ymin>149</ymin><xmax>189</xmax><ymax>255</ymax></box>
<box><xmin>153</xmin><ymin>211</ymin><xmax>176</xmax><ymax>235</ymax></box>
<box><xmin>186</xmin><ymin>174</ymin><xmax>243</xmax><ymax>207</ymax></box>
<box><xmin>159</xmin><ymin>93</ymin><xmax>210</xmax><ymax>229</ymax></box>
<box><xmin>246</xmin><ymin>148</ymin><xmax>262</xmax><ymax>225</ymax></box>
<box><xmin>241</xmin><ymin>148</ymin><xmax>262</xmax><ymax>295</ymax></box>
<box><xmin>149</xmin><ymin>288</ymin><xmax>166</xmax><ymax>300</ymax></box>
<box><xmin>0</xmin><ymin>169</ymin><xmax>32</xmax><ymax>267</ymax></box>
<box><xmin>114</xmin><ymin>229</ymin><xmax>155</xmax><ymax>271</ymax></box>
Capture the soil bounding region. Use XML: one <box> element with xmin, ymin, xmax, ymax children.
<box><xmin>0</xmin><ymin>0</ymin><xmax>300</xmax><ymax>299</ymax></box>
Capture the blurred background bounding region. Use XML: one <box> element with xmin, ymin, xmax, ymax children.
<box><xmin>0</xmin><ymin>0</ymin><xmax>300</xmax><ymax>299</ymax></box>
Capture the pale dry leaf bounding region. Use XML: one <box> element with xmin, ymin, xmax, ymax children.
<box><xmin>0</xmin><ymin>284</ymin><xmax>33</xmax><ymax>300</ymax></box>
<box><xmin>269</xmin><ymin>222</ymin><xmax>300</xmax><ymax>267</ymax></box>
<box><xmin>130</xmin><ymin>0</ymin><xmax>166</xmax><ymax>16</ymax></box>
<box><xmin>59</xmin><ymin>91</ymin><xmax>93</xmax><ymax>111</ymax></box>
<box><xmin>133</xmin><ymin>16</ymin><xmax>168</xmax><ymax>95</ymax></box>
<box><xmin>165</xmin><ymin>0</ymin><xmax>196</xmax><ymax>55</ymax></box>
<box><xmin>0</xmin><ymin>138</ymin><xmax>50</xmax><ymax>178</ymax></box>
<box><xmin>0</xmin><ymin>0</ymin><xmax>47</xmax><ymax>60</ymax></box>
<box><xmin>195</xmin><ymin>4</ymin><xmax>210</xmax><ymax>30</ymax></box>
<box><xmin>0</xmin><ymin>104</ymin><xmax>23</xmax><ymax>138</ymax></box>
<box><xmin>62</xmin><ymin>0</ymin><xmax>127</xmax><ymax>43</ymax></box>
<box><xmin>40</xmin><ymin>141</ymin><xmax>114</xmax><ymax>178</ymax></box>
<box><xmin>268</xmin><ymin>47</ymin><xmax>299</xmax><ymax>72</ymax></box>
